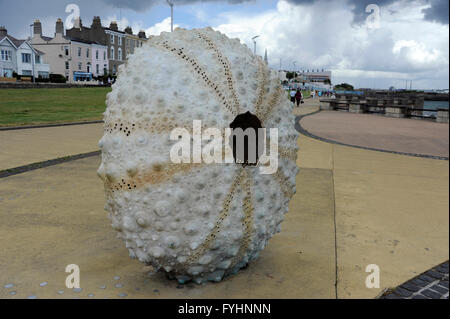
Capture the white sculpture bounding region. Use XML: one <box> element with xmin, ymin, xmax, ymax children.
<box><xmin>97</xmin><ymin>27</ymin><xmax>299</xmax><ymax>284</ymax></box>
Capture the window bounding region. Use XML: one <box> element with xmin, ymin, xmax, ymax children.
<box><xmin>118</xmin><ymin>37</ymin><xmax>122</xmax><ymax>46</ymax></box>
<box><xmin>21</xmin><ymin>53</ymin><xmax>31</xmax><ymax>63</ymax></box>
<box><xmin>78</xmin><ymin>62</ymin><xmax>82</xmax><ymax>71</ymax></box>
<box><xmin>38</xmin><ymin>71</ymin><xmax>49</xmax><ymax>78</ymax></box>
<box><xmin>113</xmin><ymin>65</ymin><xmax>117</xmax><ymax>74</ymax></box>
<box><xmin>118</xmin><ymin>48</ymin><xmax>122</xmax><ymax>61</ymax></box>
<box><xmin>35</xmin><ymin>55</ymin><xmax>40</xmax><ymax>64</ymax></box>
<box><xmin>3</xmin><ymin>68</ymin><xmax>13</xmax><ymax>77</ymax></box>
<box><xmin>96</xmin><ymin>64</ymin><xmax>99</xmax><ymax>74</ymax></box>
<box><xmin>1</xmin><ymin>50</ymin><xmax>12</xmax><ymax>61</ymax></box>
<box><xmin>110</xmin><ymin>34</ymin><xmax>114</xmax><ymax>44</ymax></box>
<box><xmin>65</xmin><ymin>61</ymin><xmax>69</xmax><ymax>70</ymax></box>
<box><xmin>78</xmin><ymin>47</ymin><xmax>81</xmax><ymax>57</ymax></box>
<box><xmin>86</xmin><ymin>48</ymin><xmax>89</xmax><ymax>58</ymax></box>
<box><xmin>110</xmin><ymin>47</ymin><xmax>114</xmax><ymax>60</ymax></box>
<box><xmin>96</xmin><ymin>50</ymin><xmax>99</xmax><ymax>60</ymax></box>
<box><xmin>103</xmin><ymin>51</ymin><xmax>106</xmax><ymax>60</ymax></box>
<box><xmin>64</xmin><ymin>46</ymin><xmax>69</xmax><ymax>56</ymax></box>
<box><xmin>22</xmin><ymin>70</ymin><xmax>32</xmax><ymax>76</ymax></box>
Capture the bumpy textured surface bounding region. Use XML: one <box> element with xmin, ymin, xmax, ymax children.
<box><xmin>97</xmin><ymin>27</ymin><xmax>299</xmax><ymax>284</ymax></box>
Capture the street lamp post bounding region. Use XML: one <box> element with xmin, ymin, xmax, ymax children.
<box><xmin>167</xmin><ymin>0</ymin><xmax>174</xmax><ymax>32</ymax></box>
<box><xmin>251</xmin><ymin>35</ymin><xmax>260</xmax><ymax>55</ymax></box>
<box><xmin>29</xmin><ymin>24</ymin><xmax>35</xmax><ymax>83</ymax></box>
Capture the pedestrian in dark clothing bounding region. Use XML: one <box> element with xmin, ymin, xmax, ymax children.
<box><xmin>295</xmin><ymin>89</ymin><xmax>302</xmax><ymax>106</ymax></box>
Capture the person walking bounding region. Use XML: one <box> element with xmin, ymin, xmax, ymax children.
<box><xmin>290</xmin><ymin>88</ymin><xmax>296</xmax><ymax>104</ymax></box>
<box><xmin>295</xmin><ymin>89</ymin><xmax>302</xmax><ymax>107</ymax></box>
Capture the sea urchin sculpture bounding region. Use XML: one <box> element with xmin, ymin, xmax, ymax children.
<box><xmin>97</xmin><ymin>27</ymin><xmax>299</xmax><ymax>284</ymax></box>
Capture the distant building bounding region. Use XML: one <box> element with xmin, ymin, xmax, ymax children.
<box><xmin>32</xmin><ymin>19</ymin><xmax>107</xmax><ymax>82</ymax></box>
<box><xmin>0</xmin><ymin>26</ymin><xmax>50</xmax><ymax>78</ymax></box>
<box><xmin>66</xmin><ymin>17</ymin><xmax>147</xmax><ymax>76</ymax></box>
<box><xmin>300</xmin><ymin>70</ymin><xmax>332</xmax><ymax>83</ymax></box>
<box><xmin>91</xmin><ymin>43</ymin><xmax>108</xmax><ymax>78</ymax></box>
<box><xmin>124</xmin><ymin>26</ymin><xmax>146</xmax><ymax>57</ymax></box>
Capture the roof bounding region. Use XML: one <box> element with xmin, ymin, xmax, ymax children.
<box><xmin>104</xmin><ymin>28</ymin><xmax>125</xmax><ymax>34</ymax></box>
<box><xmin>0</xmin><ymin>34</ymin><xmax>45</xmax><ymax>55</ymax></box>
<box><xmin>0</xmin><ymin>33</ymin><xmax>24</xmax><ymax>48</ymax></box>
<box><xmin>64</xmin><ymin>36</ymin><xmax>103</xmax><ymax>45</ymax></box>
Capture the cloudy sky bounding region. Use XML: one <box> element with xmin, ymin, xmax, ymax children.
<box><xmin>0</xmin><ymin>0</ymin><xmax>448</xmax><ymax>89</ymax></box>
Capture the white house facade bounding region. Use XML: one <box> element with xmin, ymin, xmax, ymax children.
<box><xmin>91</xmin><ymin>43</ymin><xmax>107</xmax><ymax>77</ymax></box>
<box><xmin>0</xmin><ymin>35</ymin><xmax>16</xmax><ymax>78</ymax></box>
<box><xmin>0</xmin><ymin>26</ymin><xmax>50</xmax><ymax>78</ymax></box>
<box><xmin>16</xmin><ymin>41</ymin><xmax>50</xmax><ymax>78</ymax></box>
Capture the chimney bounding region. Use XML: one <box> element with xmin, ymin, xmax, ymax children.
<box><xmin>74</xmin><ymin>17</ymin><xmax>82</xmax><ymax>30</ymax></box>
<box><xmin>124</xmin><ymin>26</ymin><xmax>132</xmax><ymax>35</ymax></box>
<box><xmin>109</xmin><ymin>21</ymin><xmax>118</xmax><ymax>31</ymax></box>
<box><xmin>33</xmin><ymin>20</ymin><xmax>42</xmax><ymax>36</ymax></box>
<box><xmin>91</xmin><ymin>16</ymin><xmax>102</xmax><ymax>29</ymax></box>
<box><xmin>55</xmin><ymin>18</ymin><xmax>64</xmax><ymax>34</ymax></box>
<box><xmin>0</xmin><ymin>26</ymin><xmax>7</xmax><ymax>37</ymax></box>
<box><xmin>138</xmin><ymin>30</ymin><xmax>146</xmax><ymax>39</ymax></box>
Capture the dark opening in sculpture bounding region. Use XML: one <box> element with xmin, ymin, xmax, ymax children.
<box><xmin>229</xmin><ymin>111</ymin><xmax>263</xmax><ymax>165</ymax></box>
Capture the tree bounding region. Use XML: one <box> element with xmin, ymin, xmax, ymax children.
<box><xmin>333</xmin><ymin>83</ymin><xmax>354</xmax><ymax>91</ymax></box>
<box><xmin>286</xmin><ymin>71</ymin><xmax>297</xmax><ymax>80</ymax></box>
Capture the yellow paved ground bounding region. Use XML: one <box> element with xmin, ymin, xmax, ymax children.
<box><xmin>0</xmin><ymin>156</ymin><xmax>336</xmax><ymax>299</ymax></box>
<box><xmin>0</xmin><ymin>98</ymin><xmax>448</xmax><ymax>298</ymax></box>
<box><xmin>0</xmin><ymin>123</ymin><xmax>103</xmax><ymax>171</ymax></box>
<box><xmin>298</xmin><ymin>133</ymin><xmax>449</xmax><ymax>298</ymax></box>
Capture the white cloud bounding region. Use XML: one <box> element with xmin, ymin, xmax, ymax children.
<box><xmin>393</xmin><ymin>40</ymin><xmax>441</xmax><ymax>65</ymax></box>
<box><xmin>145</xmin><ymin>17</ymin><xmax>180</xmax><ymax>36</ymax></box>
<box><xmin>209</xmin><ymin>0</ymin><xmax>449</xmax><ymax>89</ymax></box>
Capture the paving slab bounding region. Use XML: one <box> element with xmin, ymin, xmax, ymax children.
<box><xmin>379</xmin><ymin>261</ymin><xmax>449</xmax><ymax>299</ymax></box>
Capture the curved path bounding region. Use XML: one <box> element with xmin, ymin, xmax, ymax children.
<box><xmin>299</xmin><ymin>110</ymin><xmax>449</xmax><ymax>160</ymax></box>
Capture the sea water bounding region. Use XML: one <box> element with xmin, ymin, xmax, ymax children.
<box><xmin>423</xmin><ymin>100</ymin><xmax>449</xmax><ymax>117</ymax></box>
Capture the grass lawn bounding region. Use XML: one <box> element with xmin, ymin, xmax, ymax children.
<box><xmin>0</xmin><ymin>87</ymin><xmax>111</xmax><ymax>126</ymax></box>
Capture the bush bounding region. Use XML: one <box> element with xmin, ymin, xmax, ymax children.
<box><xmin>334</xmin><ymin>83</ymin><xmax>354</xmax><ymax>91</ymax></box>
<box><xmin>36</xmin><ymin>76</ymin><xmax>50</xmax><ymax>83</ymax></box>
<box><xmin>49</xmin><ymin>73</ymin><xmax>67</xmax><ymax>83</ymax></box>
<box><xmin>286</xmin><ymin>71</ymin><xmax>297</xmax><ymax>80</ymax></box>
